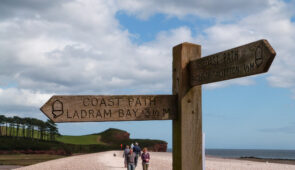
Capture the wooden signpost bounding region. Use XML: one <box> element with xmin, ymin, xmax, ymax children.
<box><xmin>40</xmin><ymin>39</ymin><xmax>276</xmax><ymax>170</ymax></box>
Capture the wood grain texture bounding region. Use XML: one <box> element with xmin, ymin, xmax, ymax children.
<box><xmin>40</xmin><ymin>95</ymin><xmax>177</xmax><ymax>123</ymax></box>
<box><xmin>189</xmin><ymin>39</ymin><xmax>276</xmax><ymax>86</ymax></box>
<box><xmin>172</xmin><ymin>42</ymin><xmax>203</xmax><ymax>170</ymax></box>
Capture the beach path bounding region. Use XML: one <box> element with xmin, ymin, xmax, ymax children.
<box><xmin>14</xmin><ymin>151</ymin><xmax>171</xmax><ymax>170</ymax></box>
<box><xmin>14</xmin><ymin>151</ymin><xmax>295</xmax><ymax>170</ymax></box>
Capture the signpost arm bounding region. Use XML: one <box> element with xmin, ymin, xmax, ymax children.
<box><xmin>173</xmin><ymin>42</ymin><xmax>203</xmax><ymax>170</ymax></box>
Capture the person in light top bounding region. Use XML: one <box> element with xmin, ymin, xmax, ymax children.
<box><xmin>131</xmin><ymin>143</ymin><xmax>134</xmax><ymax>149</ymax></box>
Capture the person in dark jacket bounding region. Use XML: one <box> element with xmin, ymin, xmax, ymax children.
<box><xmin>127</xmin><ymin>149</ymin><xmax>136</xmax><ymax>170</ymax></box>
<box><xmin>123</xmin><ymin>145</ymin><xmax>130</xmax><ymax>168</ymax></box>
<box><xmin>141</xmin><ymin>147</ymin><xmax>150</xmax><ymax>170</ymax></box>
<box><xmin>133</xmin><ymin>142</ymin><xmax>141</xmax><ymax>167</ymax></box>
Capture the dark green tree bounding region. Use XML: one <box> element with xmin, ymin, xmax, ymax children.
<box><xmin>24</xmin><ymin>118</ymin><xmax>32</xmax><ymax>138</ymax></box>
<box><xmin>13</xmin><ymin>116</ymin><xmax>21</xmax><ymax>137</ymax></box>
<box><xmin>6</xmin><ymin>117</ymin><xmax>13</xmax><ymax>136</ymax></box>
<box><xmin>21</xmin><ymin>118</ymin><xmax>26</xmax><ymax>137</ymax></box>
<box><xmin>46</xmin><ymin>119</ymin><xmax>59</xmax><ymax>141</ymax></box>
<box><xmin>0</xmin><ymin>115</ymin><xmax>4</xmax><ymax>136</ymax></box>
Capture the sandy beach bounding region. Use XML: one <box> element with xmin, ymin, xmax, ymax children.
<box><xmin>15</xmin><ymin>150</ymin><xmax>295</xmax><ymax>170</ymax></box>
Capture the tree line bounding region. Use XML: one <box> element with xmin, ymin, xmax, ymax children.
<box><xmin>0</xmin><ymin>115</ymin><xmax>59</xmax><ymax>141</ymax></box>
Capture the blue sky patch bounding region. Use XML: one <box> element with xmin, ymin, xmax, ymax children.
<box><xmin>116</xmin><ymin>12</ymin><xmax>215</xmax><ymax>43</ymax></box>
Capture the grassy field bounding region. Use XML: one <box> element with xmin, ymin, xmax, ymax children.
<box><xmin>1</xmin><ymin>127</ymin><xmax>107</xmax><ymax>145</ymax></box>
<box><xmin>56</xmin><ymin>134</ymin><xmax>106</xmax><ymax>145</ymax></box>
<box><xmin>0</xmin><ymin>154</ymin><xmax>66</xmax><ymax>166</ymax></box>
<box><xmin>0</xmin><ymin>126</ymin><xmax>49</xmax><ymax>139</ymax></box>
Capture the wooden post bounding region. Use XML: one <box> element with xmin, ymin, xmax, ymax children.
<box><xmin>172</xmin><ymin>42</ymin><xmax>202</xmax><ymax>170</ymax></box>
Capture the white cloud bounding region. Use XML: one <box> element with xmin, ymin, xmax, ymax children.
<box><xmin>0</xmin><ymin>88</ymin><xmax>53</xmax><ymax>115</ymax></box>
<box><xmin>1</xmin><ymin>0</ymin><xmax>295</xmax><ymax>116</ymax></box>
<box><xmin>192</xmin><ymin>0</ymin><xmax>295</xmax><ymax>91</ymax></box>
<box><xmin>116</xmin><ymin>0</ymin><xmax>271</xmax><ymax>19</ymax></box>
<box><xmin>0</xmin><ymin>88</ymin><xmax>52</xmax><ymax>108</ymax></box>
<box><xmin>0</xmin><ymin>0</ymin><xmax>195</xmax><ymax>114</ymax></box>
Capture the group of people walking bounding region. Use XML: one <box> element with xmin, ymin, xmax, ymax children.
<box><xmin>123</xmin><ymin>142</ymin><xmax>150</xmax><ymax>170</ymax></box>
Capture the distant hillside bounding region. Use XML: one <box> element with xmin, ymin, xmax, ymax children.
<box><xmin>0</xmin><ymin>126</ymin><xmax>167</xmax><ymax>154</ymax></box>
<box><xmin>57</xmin><ymin>134</ymin><xmax>106</xmax><ymax>145</ymax></box>
<box><xmin>0</xmin><ymin>115</ymin><xmax>167</xmax><ymax>152</ymax></box>
<box><xmin>57</xmin><ymin>128</ymin><xmax>167</xmax><ymax>152</ymax></box>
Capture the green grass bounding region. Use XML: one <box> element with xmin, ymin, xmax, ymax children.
<box><xmin>56</xmin><ymin>134</ymin><xmax>106</xmax><ymax>145</ymax></box>
<box><xmin>0</xmin><ymin>126</ymin><xmax>108</xmax><ymax>145</ymax></box>
<box><xmin>0</xmin><ymin>154</ymin><xmax>66</xmax><ymax>166</ymax></box>
<box><xmin>1</xmin><ymin>126</ymin><xmax>106</xmax><ymax>145</ymax></box>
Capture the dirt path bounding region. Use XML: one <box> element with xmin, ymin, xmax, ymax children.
<box><xmin>0</xmin><ymin>166</ymin><xmax>22</xmax><ymax>170</ymax></box>
<box><xmin>14</xmin><ymin>151</ymin><xmax>171</xmax><ymax>170</ymax></box>
<box><xmin>14</xmin><ymin>151</ymin><xmax>295</xmax><ymax>170</ymax></box>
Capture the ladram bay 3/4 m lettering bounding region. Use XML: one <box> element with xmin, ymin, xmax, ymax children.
<box><xmin>189</xmin><ymin>39</ymin><xmax>276</xmax><ymax>86</ymax></box>
<box><xmin>40</xmin><ymin>95</ymin><xmax>177</xmax><ymax>122</ymax></box>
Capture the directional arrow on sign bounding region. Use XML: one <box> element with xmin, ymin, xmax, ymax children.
<box><xmin>40</xmin><ymin>95</ymin><xmax>177</xmax><ymax>123</ymax></box>
<box><xmin>189</xmin><ymin>39</ymin><xmax>276</xmax><ymax>86</ymax></box>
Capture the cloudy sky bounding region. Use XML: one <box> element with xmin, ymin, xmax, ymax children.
<box><xmin>0</xmin><ymin>0</ymin><xmax>295</xmax><ymax>149</ymax></box>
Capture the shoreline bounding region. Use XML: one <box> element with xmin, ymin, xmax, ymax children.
<box><xmin>237</xmin><ymin>156</ymin><xmax>295</xmax><ymax>165</ymax></box>
<box><xmin>169</xmin><ymin>149</ymin><xmax>295</xmax><ymax>165</ymax></box>
<box><xmin>205</xmin><ymin>155</ymin><xmax>295</xmax><ymax>165</ymax></box>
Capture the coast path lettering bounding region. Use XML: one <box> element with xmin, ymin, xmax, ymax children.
<box><xmin>41</xmin><ymin>95</ymin><xmax>177</xmax><ymax>122</ymax></box>
<box><xmin>189</xmin><ymin>39</ymin><xmax>276</xmax><ymax>86</ymax></box>
<box><xmin>40</xmin><ymin>39</ymin><xmax>276</xmax><ymax>170</ymax></box>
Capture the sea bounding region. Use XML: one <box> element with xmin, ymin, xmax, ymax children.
<box><xmin>167</xmin><ymin>149</ymin><xmax>295</xmax><ymax>160</ymax></box>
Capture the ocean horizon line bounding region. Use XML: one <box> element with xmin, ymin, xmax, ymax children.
<box><xmin>166</xmin><ymin>148</ymin><xmax>295</xmax><ymax>160</ymax></box>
